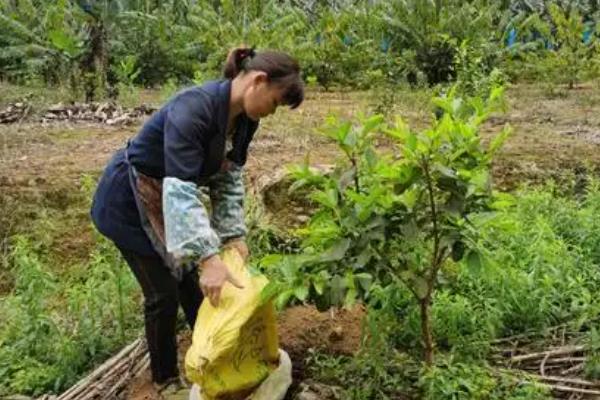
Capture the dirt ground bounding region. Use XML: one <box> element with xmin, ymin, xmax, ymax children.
<box><xmin>125</xmin><ymin>305</ymin><xmax>365</xmax><ymax>400</ymax></box>
<box><xmin>2</xmin><ymin>83</ymin><xmax>599</xmax><ymax>202</ymax></box>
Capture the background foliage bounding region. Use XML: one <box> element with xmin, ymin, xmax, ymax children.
<box><xmin>1</xmin><ymin>0</ymin><xmax>599</xmax><ymax>97</ymax></box>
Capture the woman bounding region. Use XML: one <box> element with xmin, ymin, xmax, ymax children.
<box><xmin>91</xmin><ymin>48</ymin><xmax>304</xmax><ymax>396</ymax></box>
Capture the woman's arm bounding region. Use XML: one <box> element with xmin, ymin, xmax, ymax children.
<box><xmin>163</xmin><ymin>177</ymin><xmax>221</xmax><ymax>263</ymax></box>
<box><xmin>208</xmin><ymin>163</ymin><xmax>247</xmax><ymax>243</ymax></box>
<box><xmin>208</xmin><ymin>162</ymin><xmax>250</xmax><ymax>260</ymax></box>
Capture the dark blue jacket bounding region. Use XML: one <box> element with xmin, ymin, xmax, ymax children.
<box><xmin>90</xmin><ymin>80</ymin><xmax>259</xmax><ymax>255</ymax></box>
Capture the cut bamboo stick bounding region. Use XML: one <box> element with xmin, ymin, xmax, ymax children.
<box><xmin>53</xmin><ymin>337</ymin><xmax>147</xmax><ymax>400</ymax></box>
<box><xmin>511</xmin><ymin>346</ymin><xmax>586</xmax><ymax>363</ymax></box>
<box><xmin>529</xmin><ymin>374</ymin><xmax>600</xmax><ymax>388</ymax></box>
<box><xmin>561</xmin><ymin>363</ymin><xmax>585</xmax><ymax>376</ymax></box>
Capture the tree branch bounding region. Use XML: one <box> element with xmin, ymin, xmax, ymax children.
<box><xmin>422</xmin><ymin>157</ymin><xmax>440</xmax><ymax>294</ymax></box>
<box><xmin>349</xmin><ymin>154</ymin><xmax>360</xmax><ymax>192</ymax></box>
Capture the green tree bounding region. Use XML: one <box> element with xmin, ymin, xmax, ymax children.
<box><xmin>523</xmin><ymin>3</ymin><xmax>599</xmax><ymax>89</ymax></box>
<box><xmin>382</xmin><ymin>0</ymin><xmax>512</xmax><ymax>85</ymax></box>
<box><xmin>264</xmin><ymin>87</ymin><xmax>511</xmax><ymax>365</ymax></box>
<box><xmin>0</xmin><ymin>0</ymin><xmax>86</xmax><ymax>86</ymax></box>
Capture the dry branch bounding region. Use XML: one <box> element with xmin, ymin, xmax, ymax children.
<box><xmin>530</xmin><ymin>374</ymin><xmax>600</xmax><ymax>388</ymax></box>
<box><xmin>561</xmin><ymin>364</ymin><xmax>585</xmax><ymax>376</ymax></box>
<box><xmin>46</xmin><ymin>337</ymin><xmax>148</xmax><ymax>400</ymax></box>
<box><xmin>510</xmin><ymin>346</ymin><xmax>586</xmax><ymax>363</ymax></box>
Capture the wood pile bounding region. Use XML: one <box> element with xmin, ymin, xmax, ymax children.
<box><xmin>0</xmin><ymin>101</ymin><xmax>156</xmax><ymax>125</ymax></box>
<box><xmin>0</xmin><ymin>101</ymin><xmax>31</xmax><ymax>123</ymax></box>
<box><xmin>494</xmin><ymin>328</ymin><xmax>600</xmax><ymax>398</ymax></box>
<box><xmin>37</xmin><ymin>338</ymin><xmax>149</xmax><ymax>400</ymax></box>
<box><xmin>40</xmin><ymin>103</ymin><xmax>156</xmax><ymax>125</ymax></box>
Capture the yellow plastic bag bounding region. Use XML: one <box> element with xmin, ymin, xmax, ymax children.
<box><xmin>189</xmin><ymin>349</ymin><xmax>293</xmax><ymax>400</ymax></box>
<box><xmin>185</xmin><ymin>248</ymin><xmax>279</xmax><ymax>400</ymax></box>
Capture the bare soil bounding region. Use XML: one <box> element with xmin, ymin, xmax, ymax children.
<box><xmin>124</xmin><ymin>305</ymin><xmax>365</xmax><ymax>400</ymax></box>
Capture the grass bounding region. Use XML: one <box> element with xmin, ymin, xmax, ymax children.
<box><xmin>0</xmin><ymin>176</ymin><xmax>143</xmax><ymax>396</ymax></box>
<box><xmin>0</xmin><ymin>80</ymin><xmax>72</xmax><ymax>109</ymax></box>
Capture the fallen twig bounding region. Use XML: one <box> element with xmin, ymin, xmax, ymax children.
<box><xmin>561</xmin><ymin>363</ymin><xmax>585</xmax><ymax>376</ymax></box>
<box><xmin>511</xmin><ymin>346</ymin><xmax>586</xmax><ymax>363</ymax></box>
<box><xmin>529</xmin><ymin>374</ymin><xmax>600</xmax><ymax>388</ymax></box>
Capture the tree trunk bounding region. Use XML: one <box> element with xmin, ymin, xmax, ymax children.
<box><xmin>350</xmin><ymin>157</ymin><xmax>360</xmax><ymax>192</ymax></box>
<box><xmin>82</xmin><ymin>19</ymin><xmax>107</xmax><ymax>102</ymax></box>
<box><xmin>420</xmin><ymin>297</ymin><xmax>434</xmax><ymax>366</ymax></box>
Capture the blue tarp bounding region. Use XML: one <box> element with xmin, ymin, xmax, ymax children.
<box><xmin>506</xmin><ymin>23</ymin><xmax>595</xmax><ymax>50</ymax></box>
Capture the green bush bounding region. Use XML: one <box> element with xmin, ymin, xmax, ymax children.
<box><xmin>509</xmin><ymin>3</ymin><xmax>600</xmax><ymax>90</ymax></box>
<box><xmin>0</xmin><ymin>177</ymin><xmax>143</xmax><ymax>396</ymax></box>
<box><xmin>0</xmin><ymin>0</ymin><xmax>528</xmax><ymax>93</ymax></box>
<box><xmin>0</xmin><ymin>232</ymin><xmax>141</xmax><ymax>396</ymax></box>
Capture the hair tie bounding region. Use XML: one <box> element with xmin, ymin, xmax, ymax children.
<box><xmin>239</xmin><ymin>47</ymin><xmax>256</xmax><ymax>61</ymax></box>
<box><xmin>237</xmin><ymin>47</ymin><xmax>256</xmax><ymax>70</ymax></box>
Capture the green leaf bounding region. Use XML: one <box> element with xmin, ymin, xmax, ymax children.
<box><xmin>344</xmin><ymin>273</ymin><xmax>357</xmax><ymax>307</ymax></box>
<box><xmin>470</xmin><ymin>169</ymin><xmax>490</xmax><ymax>192</ymax></box>
<box><xmin>338</xmin><ymin>168</ymin><xmax>356</xmax><ymax>191</ymax></box>
<box><xmin>435</xmin><ymin>164</ymin><xmax>457</xmax><ymax>179</ymax></box>
<box><xmin>276</xmin><ymin>289</ymin><xmax>295</xmax><ymax>309</ymax></box>
<box><xmin>260</xmin><ymin>281</ymin><xmax>283</xmax><ymax>305</ymax></box>
<box><xmin>321</xmin><ymin>119</ymin><xmax>350</xmax><ymax>143</ymax></box>
<box><xmin>343</xmin><ymin>128</ymin><xmax>358</xmax><ymax>147</ymax></box>
<box><xmin>466</xmin><ymin>250</ymin><xmax>482</xmax><ymax>275</ymax></box>
<box><xmin>451</xmin><ymin>98</ymin><xmax>463</xmax><ymax>115</ymax></box>
<box><xmin>490</xmin><ymin>192</ymin><xmax>515</xmax><ymax>210</ymax></box>
<box><xmin>294</xmin><ymin>285</ymin><xmax>309</xmax><ymax>302</ymax></box>
<box><xmin>458</xmin><ymin>169</ymin><xmax>473</xmax><ymax>179</ymax></box>
<box><xmin>398</xmin><ymin>186</ymin><xmax>420</xmax><ymax>210</ymax></box>
<box><xmin>384</xmin><ymin>117</ymin><xmax>410</xmax><ymax>141</ymax></box>
<box><xmin>400</xmin><ymin>270</ymin><xmax>415</xmax><ymax>282</ymax></box>
<box><xmin>360</xmin><ymin>114</ymin><xmax>384</xmax><ymax>136</ymax></box>
<box><xmin>333</xmin><ymin>121</ymin><xmax>352</xmax><ymax>143</ymax></box>
<box><xmin>413</xmin><ymin>276</ymin><xmax>429</xmax><ymax>300</ymax></box>
<box><xmin>355</xmin><ymin>273</ymin><xmax>373</xmax><ymax>292</ymax></box>
<box><xmin>312</xmin><ymin>187</ymin><xmax>339</xmax><ymax>210</ymax></box>
<box><xmin>488</xmin><ymin>125</ymin><xmax>512</xmax><ymax>155</ymax></box>
<box><xmin>400</xmin><ymin>220</ymin><xmax>418</xmax><ymax>237</ymax></box>
<box><xmin>364</xmin><ymin>147</ymin><xmax>378</xmax><ymax>169</ymax></box>
<box><xmin>48</xmin><ymin>29</ymin><xmax>80</xmax><ymax>57</ymax></box>
<box><xmin>432</xmin><ymin>97</ymin><xmax>453</xmax><ymax>115</ymax></box>
<box><xmin>279</xmin><ymin>258</ymin><xmax>299</xmax><ymax>280</ymax></box>
<box><xmin>313</xmin><ymin>272</ymin><xmax>327</xmax><ymax>295</ymax></box>
<box><xmin>259</xmin><ymin>254</ymin><xmax>284</xmax><ymax>268</ymax></box>
<box><xmin>353</xmin><ymin>249</ymin><xmax>372</xmax><ymax>269</ymax></box>
<box><xmin>396</xmin><ymin>164</ymin><xmax>416</xmax><ymax>184</ymax></box>
<box><xmin>444</xmin><ymin>194</ymin><xmax>465</xmax><ymax>215</ymax></box>
<box><xmin>330</xmin><ymin>274</ymin><xmax>346</xmax><ymax>306</ymax></box>
<box><xmin>317</xmin><ymin>238</ymin><xmax>351</xmax><ymax>263</ymax></box>
<box><xmin>406</xmin><ymin>133</ymin><xmax>418</xmax><ymax>152</ymax></box>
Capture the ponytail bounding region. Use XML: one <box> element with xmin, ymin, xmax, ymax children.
<box><xmin>223</xmin><ymin>47</ymin><xmax>256</xmax><ymax>79</ymax></box>
<box><xmin>222</xmin><ymin>47</ymin><xmax>304</xmax><ymax>109</ymax></box>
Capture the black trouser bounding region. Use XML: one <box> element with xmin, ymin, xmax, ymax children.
<box><xmin>119</xmin><ymin>247</ymin><xmax>203</xmax><ymax>384</ymax></box>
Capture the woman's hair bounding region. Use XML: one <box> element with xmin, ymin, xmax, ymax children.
<box><xmin>223</xmin><ymin>47</ymin><xmax>304</xmax><ymax>109</ymax></box>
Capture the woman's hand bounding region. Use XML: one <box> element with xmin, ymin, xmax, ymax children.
<box><xmin>224</xmin><ymin>238</ymin><xmax>249</xmax><ymax>261</ymax></box>
<box><xmin>199</xmin><ymin>255</ymin><xmax>244</xmax><ymax>307</ymax></box>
